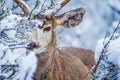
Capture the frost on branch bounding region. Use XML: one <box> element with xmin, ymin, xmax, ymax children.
<box><xmin>0</xmin><ymin>0</ymin><xmax>11</xmax><ymax>20</ymax></box>
<box><xmin>0</xmin><ymin>15</ymin><xmax>41</xmax><ymax>80</ymax></box>
<box><xmin>0</xmin><ymin>0</ymin><xmax>69</xmax><ymax>80</ymax></box>
<box><xmin>91</xmin><ymin>22</ymin><xmax>120</xmax><ymax>80</ymax></box>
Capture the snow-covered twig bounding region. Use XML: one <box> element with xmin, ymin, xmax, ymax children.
<box><xmin>37</xmin><ymin>0</ymin><xmax>47</xmax><ymax>15</ymax></box>
<box><xmin>28</xmin><ymin>0</ymin><xmax>41</xmax><ymax>20</ymax></box>
<box><xmin>93</xmin><ymin>21</ymin><xmax>120</xmax><ymax>73</ymax></box>
<box><xmin>51</xmin><ymin>0</ymin><xmax>70</xmax><ymax>16</ymax></box>
<box><xmin>0</xmin><ymin>0</ymin><xmax>11</xmax><ymax>20</ymax></box>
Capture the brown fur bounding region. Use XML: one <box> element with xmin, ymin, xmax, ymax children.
<box><xmin>32</xmin><ymin>11</ymin><xmax>94</xmax><ymax>80</ymax></box>
<box><xmin>17</xmin><ymin>5</ymin><xmax>92</xmax><ymax>80</ymax></box>
<box><xmin>13</xmin><ymin>1</ymin><xmax>92</xmax><ymax>79</ymax></box>
<box><xmin>34</xmin><ymin>47</ymin><xmax>95</xmax><ymax>80</ymax></box>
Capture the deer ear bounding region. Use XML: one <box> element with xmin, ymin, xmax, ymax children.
<box><xmin>56</xmin><ymin>8</ymin><xmax>86</xmax><ymax>28</ymax></box>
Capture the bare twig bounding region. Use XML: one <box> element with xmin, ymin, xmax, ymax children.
<box><xmin>37</xmin><ymin>0</ymin><xmax>70</xmax><ymax>17</ymax></box>
<box><xmin>47</xmin><ymin>0</ymin><xmax>56</xmax><ymax>10</ymax></box>
<box><xmin>109</xmin><ymin>4</ymin><xmax>120</xmax><ymax>15</ymax></box>
<box><xmin>51</xmin><ymin>0</ymin><xmax>70</xmax><ymax>16</ymax></box>
<box><xmin>11</xmin><ymin>2</ymin><xmax>19</xmax><ymax>11</ymax></box>
<box><xmin>37</xmin><ymin>0</ymin><xmax>47</xmax><ymax>15</ymax></box>
<box><xmin>36</xmin><ymin>0</ymin><xmax>56</xmax><ymax>19</ymax></box>
<box><xmin>28</xmin><ymin>0</ymin><xmax>41</xmax><ymax>20</ymax></box>
<box><xmin>48</xmin><ymin>0</ymin><xmax>54</xmax><ymax>9</ymax></box>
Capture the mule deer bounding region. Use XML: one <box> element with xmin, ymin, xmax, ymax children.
<box><xmin>32</xmin><ymin>11</ymin><xmax>95</xmax><ymax>79</ymax></box>
<box><xmin>0</xmin><ymin>0</ymin><xmax>95</xmax><ymax>80</ymax></box>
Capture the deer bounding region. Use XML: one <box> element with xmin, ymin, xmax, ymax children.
<box><xmin>0</xmin><ymin>0</ymin><xmax>96</xmax><ymax>80</ymax></box>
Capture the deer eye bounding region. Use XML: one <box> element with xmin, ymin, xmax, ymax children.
<box><xmin>44</xmin><ymin>26</ymin><xmax>51</xmax><ymax>31</ymax></box>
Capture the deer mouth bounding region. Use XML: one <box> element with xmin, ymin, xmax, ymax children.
<box><xmin>27</xmin><ymin>42</ymin><xmax>41</xmax><ymax>51</ymax></box>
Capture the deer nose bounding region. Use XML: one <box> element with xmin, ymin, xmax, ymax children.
<box><xmin>27</xmin><ymin>42</ymin><xmax>37</xmax><ymax>50</ymax></box>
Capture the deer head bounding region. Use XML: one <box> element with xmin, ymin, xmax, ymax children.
<box><xmin>0</xmin><ymin>1</ymin><xmax>88</xmax><ymax>80</ymax></box>
<box><xmin>11</xmin><ymin>0</ymin><xmax>86</xmax><ymax>53</ymax></box>
<box><xmin>27</xmin><ymin>8</ymin><xmax>85</xmax><ymax>52</ymax></box>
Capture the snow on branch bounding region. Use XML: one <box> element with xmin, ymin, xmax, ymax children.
<box><xmin>0</xmin><ymin>0</ymin><xmax>11</xmax><ymax>20</ymax></box>
<box><xmin>0</xmin><ymin>1</ymin><xmax>70</xmax><ymax>79</ymax></box>
<box><xmin>94</xmin><ymin>22</ymin><xmax>120</xmax><ymax>72</ymax></box>
<box><xmin>91</xmin><ymin>21</ymin><xmax>120</xmax><ymax>80</ymax></box>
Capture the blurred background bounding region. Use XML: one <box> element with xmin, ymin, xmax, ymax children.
<box><xmin>2</xmin><ymin>0</ymin><xmax>120</xmax><ymax>51</ymax></box>
<box><xmin>56</xmin><ymin>0</ymin><xmax>120</xmax><ymax>50</ymax></box>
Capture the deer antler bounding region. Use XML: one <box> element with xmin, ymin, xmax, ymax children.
<box><xmin>35</xmin><ymin>0</ymin><xmax>70</xmax><ymax>19</ymax></box>
<box><xmin>61</xmin><ymin>0</ymin><xmax>70</xmax><ymax>7</ymax></box>
<box><xmin>13</xmin><ymin>0</ymin><xmax>29</xmax><ymax>16</ymax></box>
<box><xmin>51</xmin><ymin>0</ymin><xmax>70</xmax><ymax>16</ymax></box>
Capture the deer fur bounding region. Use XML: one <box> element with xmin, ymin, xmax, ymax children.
<box><xmin>32</xmin><ymin>16</ymin><xmax>96</xmax><ymax>79</ymax></box>
<box><xmin>32</xmin><ymin>6</ymin><xmax>95</xmax><ymax>80</ymax></box>
<box><xmin>34</xmin><ymin>47</ymin><xmax>95</xmax><ymax>80</ymax></box>
<box><xmin>12</xmin><ymin>0</ymin><xmax>96</xmax><ymax>80</ymax></box>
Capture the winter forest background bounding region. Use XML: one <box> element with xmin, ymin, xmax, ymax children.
<box><xmin>0</xmin><ymin>0</ymin><xmax>120</xmax><ymax>80</ymax></box>
<box><xmin>1</xmin><ymin>0</ymin><xmax>119</xmax><ymax>50</ymax></box>
<box><xmin>57</xmin><ymin>0</ymin><xmax>120</xmax><ymax>51</ymax></box>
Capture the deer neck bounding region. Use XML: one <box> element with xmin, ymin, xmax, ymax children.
<box><xmin>36</xmin><ymin>17</ymin><xmax>58</xmax><ymax>79</ymax></box>
<box><xmin>38</xmin><ymin>30</ymin><xmax>57</xmax><ymax>80</ymax></box>
<box><xmin>46</xmin><ymin>17</ymin><xmax>57</xmax><ymax>57</ymax></box>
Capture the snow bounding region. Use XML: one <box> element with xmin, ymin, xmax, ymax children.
<box><xmin>95</xmin><ymin>36</ymin><xmax>120</xmax><ymax>79</ymax></box>
<box><xmin>0</xmin><ymin>15</ymin><xmax>22</xmax><ymax>32</ymax></box>
<box><xmin>56</xmin><ymin>0</ymin><xmax>111</xmax><ymax>50</ymax></box>
<box><xmin>0</xmin><ymin>14</ymin><xmax>42</xmax><ymax>80</ymax></box>
<box><xmin>109</xmin><ymin>0</ymin><xmax>120</xmax><ymax>11</ymax></box>
<box><xmin>108</xmin><ymin>38</ymin><xmax>120</xmax><ymax>65</ymax></box>
<box><xmin>16</xmin><ymin>51</ymin><xmax>37</xmax><ymax>80</ymax></box>
<box><xmin>0</xmin><ymin>0</ymin><xmax>120</xmax><ymax>79</ymax></box>
<box><xmin>2</xmin><ymin>0</ymin><xmax>120</xmax><ymax>50</ymax></box>
<box><xmin>94</xmin><ymin>39</ymin><xmax>104</xmax><ymax>62</ymax></box>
